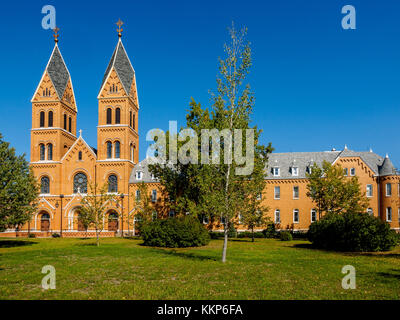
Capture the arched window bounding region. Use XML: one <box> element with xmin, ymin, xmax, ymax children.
<box><xmin>132</xmin><ymin>113</ymin><xmax>136</xmax><ymax>130</ymax></box>
<box><xmin>106</xmin><ymin>108</ymin><xmax>112</xmax><ymax>124</ymax></box>
<box><xmin>116</xmin><ymin>108</ymin><xmax>121</xmax><ymax>124</ymax></box>
<box><xmin>40</xmin><ymin>176</ymin><xmax>50</xmax><ymax>194</ymax></box>
<box><xmin>63</xmin><ymin>114</ymin><xmax>67</xmax><ymax>130</ymax></box>
<box><xmin>40</xmin><ymin>111</ymin><xmax>45</xmax><ymax>127</ymax></box>
<box><xmin>39</xmin><ymin>144</ymin><xmax>45</xmax><ymax>160</ymax></box>
<box><xmin>40</xmin><ymin>213</ymin><xmax>50</xmax><ymax>231</ymax></box>
<box><xmin>73</xmin><ymin>173</ymin><xmax>88</xmax><ymax>194</ymax></box>
<box><xmin>68</xmin><ymin>117</ymin><xmax>72</xmax><ymax>132</ymax></box>
<box><xmin>115</xmin><ymin>141</ymin><xmax>120</xmax><ymax>158</ymax></box>
<box><xmin>129</xmin><ymin>111</ymin><xmax>132</xmax><ymax>127</ymax></box>
<box><xmin>48</xmin><ymin>111</ymin><xmax>53</xmax><ymax>127</ymax></box>
<box><xmin>78</xmin><ymin>151</ymin><xmax>82</xmax><ymax>161</ymax></box>
<box><xmin>108</xmin><ymin>175</ymin><xmax>118</xmax><ymax>193</ymax></box>
<box><xmin>106</xmin><ymin>141</ymin><xmax>112</xmax><ymax>159</ymax></box>
<box><xmin>47</xmin><ymin>144</ymin><xmax>53</xmax><ymax>160</ymax></box>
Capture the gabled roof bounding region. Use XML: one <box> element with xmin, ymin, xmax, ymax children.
<box><xmin>99</xmin><ymin>39</ymin><xmax>135</xmax><ymax>97</ymax></box>
<box><xmin>60</xmin><ymin>135</ymin><xmax>97</xmax><ymax>162</ymax></box>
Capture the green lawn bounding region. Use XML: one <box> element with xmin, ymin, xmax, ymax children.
<box><xmin>0</xmin><ymin>237</ymin><xmax>399</xmax><ymax>300</ymax></box>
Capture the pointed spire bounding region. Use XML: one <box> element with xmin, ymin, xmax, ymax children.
<box><xmin>380</xmin><ymin>154</ymin><xmax>395</xmax><ymax>176</ymax></box>
<box><xmin>98</xmin><ymin>34</ymin><xmax>135</xmax><ymax>97</ymax></box>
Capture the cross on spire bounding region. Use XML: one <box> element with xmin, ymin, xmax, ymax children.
<box><xmin>116</xmin><ymin>19</ymin><xmax>124</xmax><ymax>38</ymax></box>
<box><xmin>53</xmin><ymin>27</ymin><xmax>60</xmax><ymax>43</ymax></box>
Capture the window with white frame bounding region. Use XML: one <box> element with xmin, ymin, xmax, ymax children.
<box><xmin>136</xmin><ymin>171</ymin><xmax>143</xmax><ymax>180</ymax></box>
<box><xmin>350</xmin><ymin>168</ymin><xmax>356</xmax><ymax>176</ymax></box>
<box><xmin>135</xmin><ymin>190</ymin><xmax>140</xmax><ymax>201</ymax></box>
<box><xmin>311</xmin><ymin>209</ymin><xmax>317</xmax><ymax>222</ymax></box>
<box><xmin>293</xmin><ymin>186</ymin><xmax>299</xmax><ymax>199</ymax></box>
<box><xmin>291</xmin><ymin>167</ymin><xmax>299</xmax><ymax>176</ymax></box>
<box><xmin>366</xmin><ymin>184</ymin><xmax>373</xmax><ymax>197</ymax></box>
<box><xmin>274</xmin><ymin>186</ymin><xmax>280</xmax><ymax>199</ymax></box>
<box><xmin>293</xmin><ymin>209</ymin><xmax>299</xmax><ymax>223</ymax></box>
<box><xmin>256</xmin><ymin>193</ymin><xmax>262</xmax><ymax>200</ymax></box>
<box><xmin>273</xmin><ymin>167</ymin><xmax>280</xmax><ymax>177</ymax></box>
<box><xmin>367</xmin><ymin>208</ymin><xmax>373</xmax><ymax>216</ymax></box>
<box><xmin>343</xmin><ymin>168</ymin><xmax>348</xmax><ymax>176</ymax></box>
<box><xmin>169</xmin><ymin>210</ymin><xmax>175</xmax><ymax>218</ymax></box>
<box><xmin>386</xmin><ymin>207</ymin><xmax>392</xmax><ymax>222</ymax></box>
<box><xmin>151</xmin><ymin>189</ymin><xmax>157</xmax><ymax>202</ymax></box>
<box><xmin>274</xmin><ymin>209</ymin><xmax>280</xmax><ymax>224</ymax></box>
<box><xmin>386</xmin><ymin>183</ymin><xmax>392</xmax><ymax>197</ymax></box>
<box><xmin>203</xmin><ymin>215</ymin><xmax>209</xmax><ymax>224</ymax></box>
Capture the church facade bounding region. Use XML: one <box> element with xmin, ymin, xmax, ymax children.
<box><xmin>1</xmin><ymin>28</ymin><xmax>399</xmax><ymax>237</ymax></box>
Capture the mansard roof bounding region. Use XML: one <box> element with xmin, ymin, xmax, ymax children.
<box><xmin>99</xmin><ymin>39</ymin><xmax>135</xmax><ymax>96</ymax></box>
<box><xmin>129</xmin><ymin>158</ymin><xmax>159</xmax><ymax>184</ymax></box>
<box><xmin>128</xmin><ymin>147</ymin><xmax>397</xmax><ymax>183</ymax></box>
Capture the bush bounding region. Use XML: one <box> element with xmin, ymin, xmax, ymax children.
<box><xmin>209</xmin><ymin>232</ymin><xmax>224</xmax><ymax>239</ymax></box>
<box><xmin>141</xmin><ymin>216</ymin><xmax>210</xmax><ymax>248</ymax></box>
<box><xmin>308</xmin><ymin>212</ymin><xmax>398</xmax><ymax>252</ymax></box>
<box><xmin>51</xmin><ymin>233</ymin><xmax>61</xmax><ymax>238</ymax></box>
<box><xmin>237</xmin><ymin>231</ymin><xmax>264</xmax><ymax>239</ymax></box>
<box><xmin>280</xmin><ymin>231</ymin><xmax>293</xmax><ymax>241</ymax></box>
<box><xmin>263</xmin><ymin>224</ymin><xmax>277</xmax><ymax>238</ymax></box>
<box><xmin>28</xmin><ymin>233</ymin><xmax>36</xmax><ymax>238</ymax></box>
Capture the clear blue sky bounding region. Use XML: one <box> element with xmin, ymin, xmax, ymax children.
<box><xmin>1</xmin><ymin>0</ymin><xmax>399</xmax><ymax>167</ymax></box>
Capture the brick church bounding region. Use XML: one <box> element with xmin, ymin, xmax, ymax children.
<box><xmin>1</xmin><ymin>24</ymin><xmax>399</xmax><ymax>237</ymax></box>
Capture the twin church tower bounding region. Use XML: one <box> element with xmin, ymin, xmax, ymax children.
<box><xmin>28</xmin><ymin>22</ymin><xmax>141</xmax><ymax>234</ymax></box>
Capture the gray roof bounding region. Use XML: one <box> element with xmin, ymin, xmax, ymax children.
<box><xmin>129</xmin><ymin>158</ymin><xmax>160</xmax><ymax>183</ymax></box>
<box><xmin>46</xmin><ymin>45</ymin><xmax>70</xmax><ymax>99</ymax></box>
<box><xmin>379</xmin><ymin>156</ymin><xmax>396</xmax><ymax>176</ymax></box>
<box><xmin>128</xmin><ymin>149</ymin><xmax>398</xmax><ymax>183</ymax></box>
<box><xmin>100</xmin><ymin>39</ymin><xmax>135</xmax><ymax>95</ymax></box>
<box><xmin>266</xmin><ymin>151</ymin><xmax>340</xmax><ymax>179</ymax></box>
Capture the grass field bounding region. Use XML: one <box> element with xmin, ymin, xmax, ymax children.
<box><xmin>0</xmin><ymin>237</ymin><xmax>399</xmax><ymax>300</ymax></box>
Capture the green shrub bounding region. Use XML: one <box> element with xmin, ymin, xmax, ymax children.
<box><xmin>280</xmin><ymin>231</ymin><xmax>293</xmax><ymax>241</ymax></box>
<box><xmin>141</xmin><ymin>216</ymin><xmax>210</xmax><ymax>248</ymax></box>
<box><xmin>308</xmin><ymin>212</ymin><xmax>398</xmax><ymax>252</ymax></box>
<box><xmin>263</xmin><ymin>224</ymin><xmax>277</xmax><ymax>238</ymax></box>
<box><xmin>228</xmin><ymin>224</ymin><xmax>237</xmax><ymax>238</ymax></box>
<box><xmin>237</xmin><ymin>231</ymin><xmax>264</xmax><ymax>239</ymax></box>
<box><xmin>51</xmin><ymin>233</ymin><xmax>61</xmax><ymax>238</ymax></box>
<box><xmin>28</xmin><ymin>233</ymin><xmax>36</xmax><ymax>238</ymax></box>
<box><xmin>209</xmin><ymin>231</ymin><xmax>224</xmax><ymax>239</ymax></box>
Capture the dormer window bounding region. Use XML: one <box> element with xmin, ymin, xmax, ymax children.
<box><xmin>136</xmin><ymin>171</ymin><xmax>143</xmax><ymax>180</ymax></box>
<box><xmin>291</xmin><ymin>167</ymin><xmax>299</xmax><ymax>176</ymax></box>
<box><xmin>273</xmin><ymin>167</ymin><xmax>280</xmax><ymax>177</ymax></box>
<box><xmin>306</xmin><ymin>166</ymin><xmax>312</xmax><ymax>174</ymax></box>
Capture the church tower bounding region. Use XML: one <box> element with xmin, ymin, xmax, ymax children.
<box><xmin>31</xmin><ymin>28</ymin><xmax>77</xmax><ymax>164</ymax></box>
<box><xmin>96</xmin><ymin>20</ymin><xmax>139</xmax><ymax>195</ymax></box>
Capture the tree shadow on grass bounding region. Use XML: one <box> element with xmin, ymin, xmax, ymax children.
<box><xmin>0</xmin><ymin>240</ymin><xmax>38</xmax><ymax>248</ymax></box>
<box><xmin>375</xmin><ymin>269</ymin><xmax>400</xmax><ymax>281</ymax></box>
<box><xmin>292</xmin><ymin>243</ymin><xmax>314</xmax><ymax>249</ymax></box>
<box><xmin>149</xmin><ymin>248</ymin><xmax>218</xmax><ymax>262</ymax></box>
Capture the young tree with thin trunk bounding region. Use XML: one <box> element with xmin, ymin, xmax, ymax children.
<box><xmin>150</xmin><ymin>24</ymin><xmax>273</xmax><ymax>262</ymax></box>
<box><xmin>306</xmin><ymin>161</ymin><xmax>369</xmax><ymax>218</ymax></box>
<box><xmin>80</xmin><ymin>183</ymin><xmax>116</xmax><ymax>246</ymax></box>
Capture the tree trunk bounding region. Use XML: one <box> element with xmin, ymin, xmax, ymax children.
<box><xmin>222</xmin><ymin>223</ymin><xmax>228</xmax><ymax>263</ymax></box>
<box><xmin>96</xmin><ymin>229</ymin><xmax>99</xmax><ymax>247</ymax></box>
<box><xmin>251</xmin><ymin>226</ymin><xmax>254</xmax><ymax>242</ymax></box>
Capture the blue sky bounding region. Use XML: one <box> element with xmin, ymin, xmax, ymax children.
<box><xmin>0</xmin><ymin>0</ymin><xmax>399</xmax><ymax>166</ymax></box>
